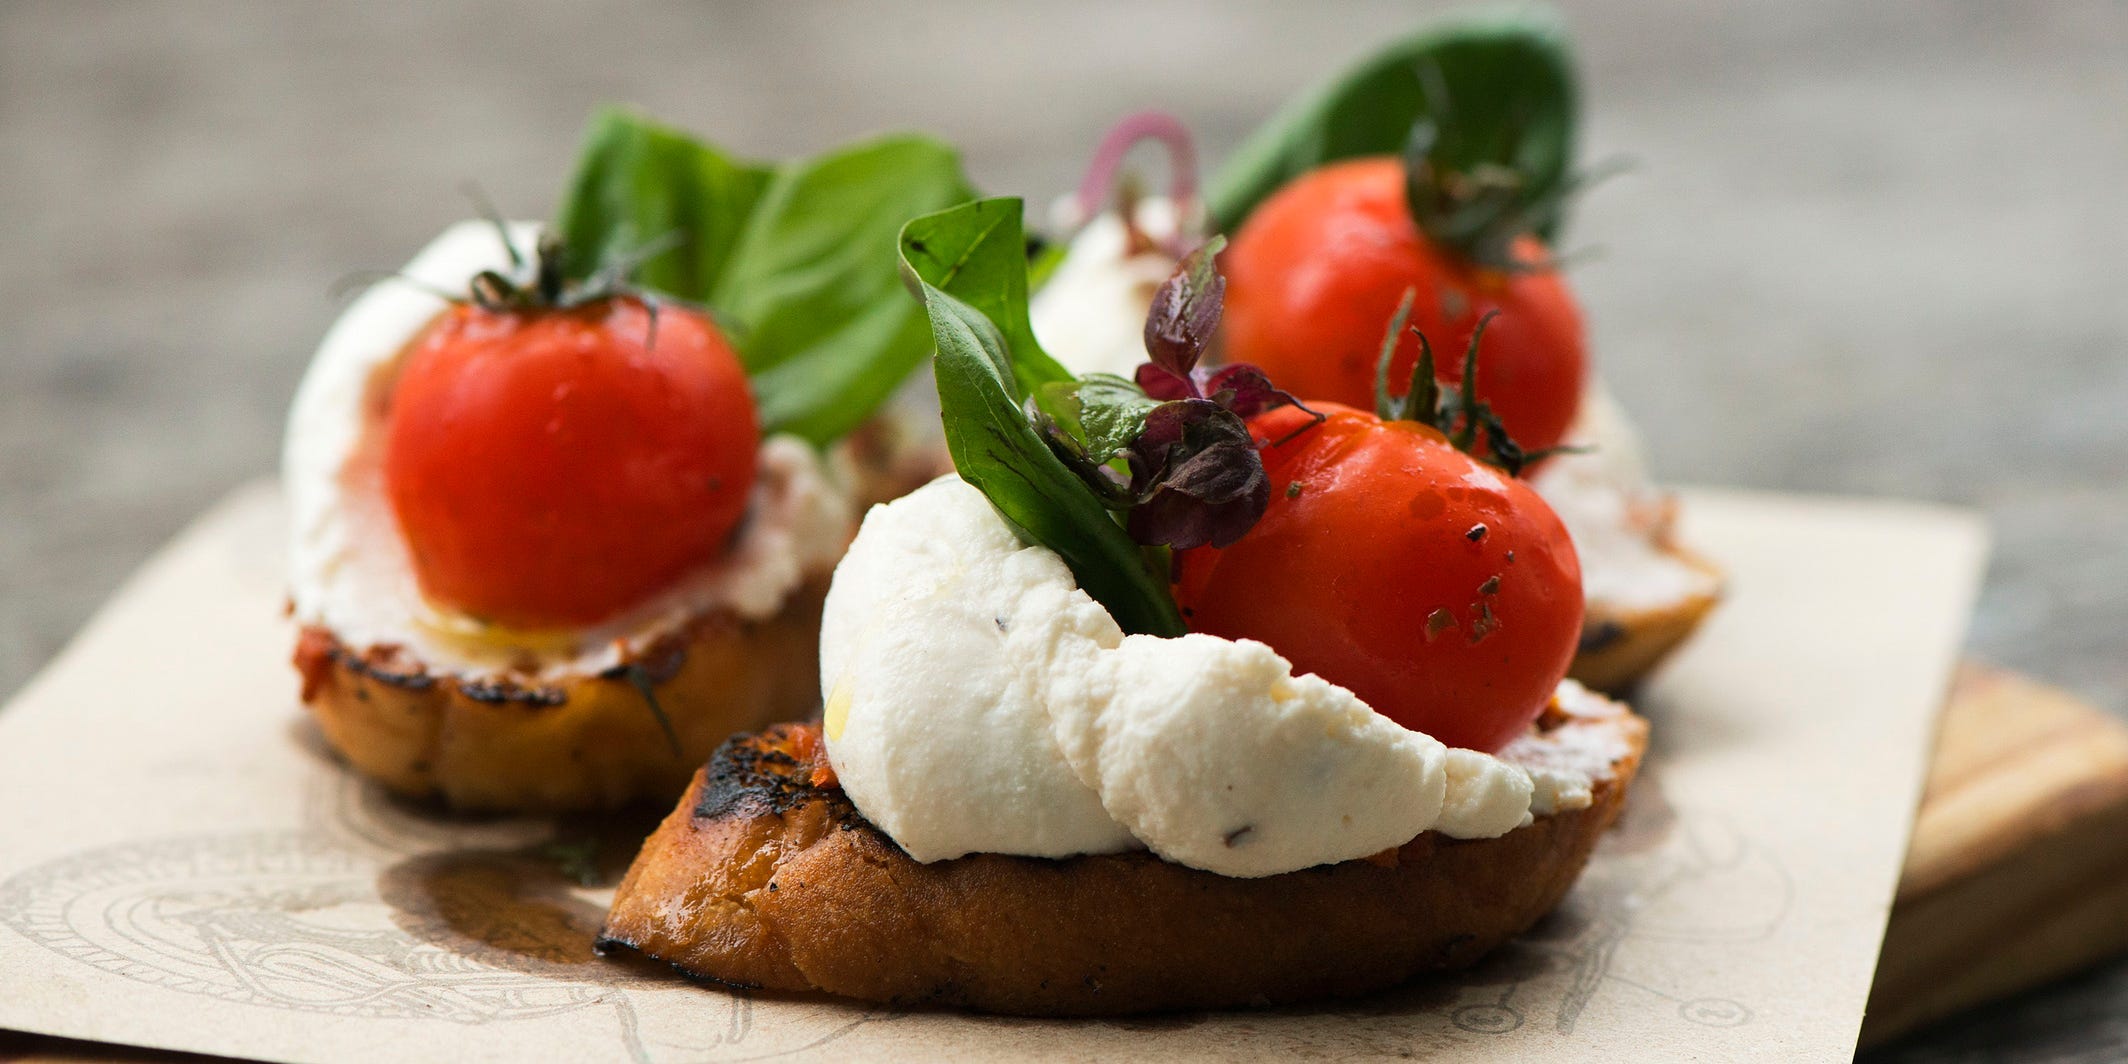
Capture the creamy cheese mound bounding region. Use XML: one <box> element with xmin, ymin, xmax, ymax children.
<box><xmin>1530</xmin><ymin>382</ymin><xmax>1720</xmax><ymax>612</ymax></box>
<box><xmin>820</xmin><ymin>476</ymin><xmax>1584</xmax><ymax>879</ymax></box>
<box><xmin>818</xmin><ymin>476</ymin><xmax>1135</xmax><ymax>860</ymax></box>
<box><xmin>1029</xmin><ymin>197</ymin><xmax>1183</xmax><ymax>379</ymax></box>
<box><xmin>284</xmin><ymin>220</ymin><xmax>855</xmax><ymax>680</ymax></box>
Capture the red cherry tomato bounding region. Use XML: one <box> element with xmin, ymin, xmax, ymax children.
<box><xmin>1173</xmin><ymin>403</ymin><xmax>1583</xmax><ymax>752</ymax></box>
<box><xmin>383</xmin><ymin>296</ymin><xmax>758</xmax><ymax>629</ymax></box>
<box><xmin>1222</xmin><ymin>157</ymin><xmax>1587</xmax><ymax>454</ymax></box>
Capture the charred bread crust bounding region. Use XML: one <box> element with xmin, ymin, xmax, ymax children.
<box><xmin>598</xmin><ymin>696</ymin><xmax>1648</xmax><ymax>1016</ymax></box>
<box><xmin>1569</xmin><ymin>545</ymin><xmax>1723</xmax><ymax>695</ymax></box>
<box><xmin>292</xmin><ymin>579</ymin><xmax>828</xmax><ymax>813</ymax></box>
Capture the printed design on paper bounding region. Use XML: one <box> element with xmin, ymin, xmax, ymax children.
<box><xmin>1442</xmin><ymin>769</ymin><xmax>1792</xmax><ymax>1037</ymax></box>
<box><xmin>0</xmin><ymin>831</ymin><xmax>612</xmax><ymax>1022</ymax></box>
<box><xmin>0</xmin><ymin>768</ymin><xmax>842</xmax><ymax>1061</ymax></box>
<box><xmin>0</xmin><ymin>746</ymin><xmax>1788</xmax><ymax>1059</ymax></box>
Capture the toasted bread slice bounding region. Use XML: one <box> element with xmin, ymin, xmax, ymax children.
<box><xmin>293</xmin><ymin>580</ymin><xmax>827</xmax><ymax>812</ymax></box>
<box><xmin>598</xmin><ymin>688</ymin><xmax>1647</xmax><ymax>1016</ymax></box>
<box><xmin>1534</xmin><ymin>387</ymin><xmax>1725</xmax><ymax>695</ymax></box>
<box><xmin>1569</xmin><ymin>543</ymin><xmax>1724</xmax><ymax>695</ymax></box>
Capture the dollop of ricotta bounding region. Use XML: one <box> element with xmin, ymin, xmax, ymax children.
<box><xmin>1028</xmin><ymin>197</ymin><xmax>1183</xmax><ymax>379</ymax></box>
<box><xmin>284</xmin><ymin>220</ymin><xmax>855</xmax><ymax>680</ymax></box>
<box><xmin>1530</xmin><ymin>382</ymin><xmax>1720</xmax><ymax>612</ymax></box>
<box><xmin>820</xmin><ymin>476</ymin><xmax>1574</xmax><ymax>879</ymax></box>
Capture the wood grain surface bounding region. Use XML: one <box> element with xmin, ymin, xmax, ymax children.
<box><xmin>1863</xmin><ymin>666</ymin><xmax>2128</xmax><ymax>1046</ymax></box>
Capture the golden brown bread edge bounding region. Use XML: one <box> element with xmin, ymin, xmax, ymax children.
<box><xmin>283</xmin><ymin>409</ymin><xmax>917</xmax><ymax>815</ymax></box>
<box><xmin>598</xmin><ymin>696</ymin><xmax>1649</xmax><ymax>1017</ymax></box>
<box><xmin>1569</xmin><ymin>545</ymin><xmax>1724</xmax><ymax>696</ymax></box>
<box><xmin>292</xmin><ymin>580</ymin><xmax>828</xmax><ymax>813</ymax></box>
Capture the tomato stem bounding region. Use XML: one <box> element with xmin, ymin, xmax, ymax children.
<box><xmin>1399</xmin><ymin>56</ymin><xmax>1586</xmax><ymax>273</ymax></box>
<box><xmin>456</xmin><ymin>185</ymin><xmax>683</xmax><ymax>322</ymax></box>
<box><xmin>1403</xmin><ymin>329</ymin><xmax>1443</xmax><ymax>426</ymax></box>
<box><xmin>1372</xmin><ymin>288</ymin><xmax>1418</xmax><ymax>421</ymax></box>
<box><xmin>1370</xmin><ymin>301</ymin><xmax>1579</xmax><ymax>477</ymax></box>
<box><xmin>1447</xmin><ymin>311</ymin><xmax>1498</xmax><ymax>453</ymax></box>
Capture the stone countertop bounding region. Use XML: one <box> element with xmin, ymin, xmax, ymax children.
<box><xmin>2</xmin><ymin>2</ymin><xmax>2124</xmax><ymax>1059</ymax></box>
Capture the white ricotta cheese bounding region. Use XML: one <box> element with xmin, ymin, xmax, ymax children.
<box><xmin>819</xmin><ymin>477</ymin><xmax>1134</xmax><ymax>862</ymax></box>
<box><xmin>1042</xmin><ymin>632</ymin><xmax>1459</xmax><ymax>877</ymax></box>
<box><xmin>820</xmin><ymin>475</ymin><xmax>1577</xmax><ymax>878</ymax></box>
<box><xmin>283</xmin><ymin>220</ymin><xmax>855</xmax><ymax>680</ymax></box>
<box><xmin>1028</xmin><ymin>197</ymin><xmax>1182</xmax><ymax>379</ymax></box>
<box><xmin>1531</xmin><ymin>381</ymin><xmax>1720</xmax><ymax>612</ymax></box>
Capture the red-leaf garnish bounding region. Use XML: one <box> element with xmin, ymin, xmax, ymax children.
<box><xmin>1142</xmin><ymin>237</ymin><xmax>1226</xmax><ymax>381</ymax></box>
<box><xmin>1036</xmin><ymin>237</ymin><xmax>1321</xmax><ymax>552</ymax></box>
<box><xmin>1135</xmin><ymin>361</ymin><xmax>1195</xmax><ymax>402</ymax></box>
<box><xmin>1197</xmin><ymin>364</ymin><xmax>1292</xmax><ymax>419</ymax></box>
<box><xmin>1123</xmin><ymin>399</ymin><xmax>1269</xmax><ymax>550</ymax></box>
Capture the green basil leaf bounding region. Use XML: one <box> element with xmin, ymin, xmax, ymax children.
<box><xmin>741</xmin><ymin>291</ymin><xmax>936</xmax><ymax>443</ymax></box>
<box><xmin>1206</xmin><ymin>8</ymin><xmax>1578</xmax><ymax>237</ymax></box>
<box><xmin>714</xmin><ymin>135</ymin><xmax>975</xmax><ymax>442</ymax></box>
<box><xmin>1049</xmin><ymin>373</ymin><xmax>1158</xmax><ymax>465</ymax></box>
<box><xmin>902</xmin><ymin>202</ymin><xmax>1186</xmax><ymax>638</ymax></box>
<box><xmin>1026</xmin><ymin>237</ymin><xmax>1067</xmax><ymax>294</ymax></box>
<box><xmin>897</xmin><ymin>196</ymin><xmax>1071</xmax><ymax>400</ymax></box>
<box><xmin>555</xmin><ymin>107</ymin><xmax>773</xmax><ymax>300</ymax></box>
<box><xmin>554</xmin><ymin>115</ymin><xmax>976</xmax><ymax>445</ymax></box>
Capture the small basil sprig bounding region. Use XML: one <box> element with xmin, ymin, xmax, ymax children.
<box><xmin>1205</xmin><ymin>7</ymin><xmax>1579</xmax><ymax>263</ymax></box>
<box><xmin>897</xmin><ymin>196</ymin><xmax>1072</xmax><ymax>400</ymax></box>
<box><xmin>902</xmin><ymin>201</ymin><xmax>1317</xmax><ymax>634</ymax></box>
<box><xmin>555</xmin><ymin>108</ymin><xmax>975</xmax><ymax>445</ymax></box>
<box><xmin>1098</xmin><ymin>236</ymin><xmax>1316</xmax><ymax>548</ymax></box>
<box><xmin>556</xmin><ymin>108</ymin><xmax>774</xmax><ymax>302</ymax></box>
<box><xmin>900</xmin><ymin>199</ymin><xmax>1185</xmax><ymax>637</ymax></box>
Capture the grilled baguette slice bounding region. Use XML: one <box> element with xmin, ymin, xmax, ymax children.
<box><xmin>293</xmin><ymin>581</ymin><xmax>826</xmax><ymax>813</ymax></box>
<box><xmin>1568</xmin><ymin>544</ymin><xmax>1724</xmax><ymax>695</ymax></box>
<box><xmin>598</xmin><ymin>688</ymin><xmax>1647</xmax><ymax>1016</ymax></box>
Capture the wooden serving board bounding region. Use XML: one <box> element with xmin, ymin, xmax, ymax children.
<box><xmin>4</xmin><ymin>664</ymin><xmax>2125</xmax><ymax>1062</ymax></box>
<box><xmin>1860</xmin><ymin>664</ymin><xmax>2128</xmax><ymax>1046</ymax></box>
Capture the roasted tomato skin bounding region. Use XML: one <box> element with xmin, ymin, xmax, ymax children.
<box><xmin>1173</xmin><ymin>403</ymin><xmax>1583</xmax><ymax>753</ymax></box>
<box><xmin>383</xmin><ymin>296</ymin><xmax>758</xmax><ymax>629</ymax></box>
<box><xmin>1221</xmin><ymin>157</ymin><xmax>1587</xmax><ymax>455</ymax></box>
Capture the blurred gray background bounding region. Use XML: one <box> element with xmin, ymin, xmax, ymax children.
<box><xmin>2</xmin><ymin>2</ymin><xmax>2124</xmax><ymax>1059</ymax></box>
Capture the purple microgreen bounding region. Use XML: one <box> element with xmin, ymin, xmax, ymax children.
<box><xmin>1141</xmin><ymin>235</ymin><xmax>1228</xmax><ymax>381</ymax></box>
<box><xmin>1019</xmin><ymin>230</ymin><xmax>1330</xmax><ymax>560</ymax></box>
<box><xmin>1033</xmin><ymin>237</ymin><xmax>1323</xmax><ymax>553</ymax></box>
<box><xmin>1199</xmin><ymin>364</ymin><xmax>1309</xmax><ymax>419</ymax></box>
<box><xmin>1123</xmin><ymin>401</ymin><xmax>1269</xmax><ymax>550</ymax></box>
<box><xmin>1135</xmin><ymin>361</ymin><xmax>1196</xmax><ymax>402</ymax></box>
